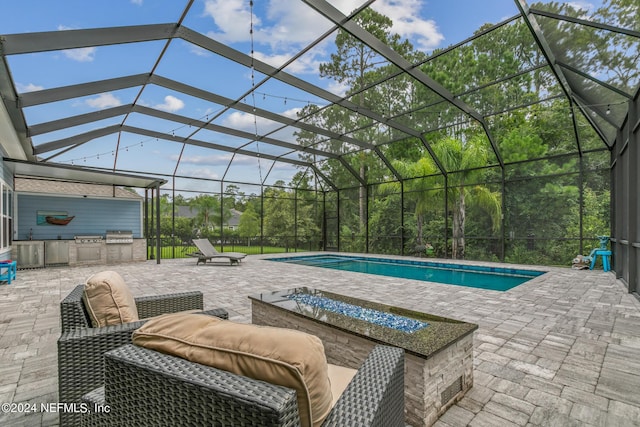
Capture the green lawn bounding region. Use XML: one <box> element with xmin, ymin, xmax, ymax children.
<box><xmin>148</xmin><ymin>245</ymin><xmax>308</xmax><ymax>259</ymax></box>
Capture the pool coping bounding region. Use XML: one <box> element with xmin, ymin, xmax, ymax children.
<box><xmin>268</xmin><ymin>253</ymin><xmax>546</xmax><ymax>276</ymax></box>
<box><xmin>265</xmin><ymin>253</ymin><xmax>547</xmax><ymax>291</ymax></box>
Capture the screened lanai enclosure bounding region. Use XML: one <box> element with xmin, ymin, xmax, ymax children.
<box><xmin>1</xmin><ymin>1</ymin><xmax>639</xmax><ymax>293</ymax></box>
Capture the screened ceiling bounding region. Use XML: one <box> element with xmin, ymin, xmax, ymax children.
<box><xmin>0</xmin><ymin>0</ymin><xmax>638</xmax><ymax>192</ymax></box>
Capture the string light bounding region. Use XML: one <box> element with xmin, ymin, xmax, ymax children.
<box><xmin>58</xmin><ymin>80</ymin><xmax>624</xmax><ymax>167</ymax></box>
<box><xmin>254</xmin><ymin>91</ymin><xmax>320</xmax><ymax>106</ymax></box>
<box><xmin>61</xmin><ymin>103</ymin><xmax>224</xmax><ymax>165</ymax></box>
<box><xmin>249</xmin><ymin>0</ymin><xmax>264</xmax><ymax>186</ymax></box>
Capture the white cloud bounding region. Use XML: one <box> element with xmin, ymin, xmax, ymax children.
<box><xmin>326</xmin><ymin>0</ymin><xmax>367</xmax><ymax>15</ymax></box>
<box><xmin>326</xmin><ymin>0</ymin><xmax>446</xmax><ymax>51</ymax></box>
<box><xmin>16</xmin><ymin>83</ymin><xmax>44</xmax><ymax>93</ymax></box>
<box><xmin>177</xmin><ymin>153</ymin><xmax>256</xmax><ymax>167</ymax></box>
<box><xmin>57</xmin><ymin>25</ymin><xmax>97</xmax><ymax>62</ymax></box>
<box><xmin>62</xmin><ymin>47</ymin><xmax>96</xmax><ymax>62</ymax></box>
<box><xmin>177</xmin><ymin>153</ymin><xmax>259</xmax><ymax>171</ymax></box>
<box><xmin>222</xmin><ymin>111</ymin><xmax>288</xmax><ymax>134</ymax></box>
<box><xmin>189</xmin><ymin>43</ymin><xmax>211</xmax><ymax>57</ymax></box>
<box><xmin>372</xmin><ymin>0</ymin><xmax>444</xmax><ymax>51</ymax></box>
<box><xmin>154</xmin><ymin>95</ymin><xmax>185</xmax><ymax>112</ymax></box>
<box><xmin>86</xmin><ymin>93</ymin><xmax>122</xmax><ymax>109</ymax></box>
<box><xmin>567</xmin><ymin>1</ymin><xmax>595</xmax><ymax>11</ymax></box>
<box><xmin>280</xmin><ymin>107</ymin><xmax>302</xmax><ymax>119</ymax></box>
<box><xmin>131</xmin><ymin>0</ymin><xmax>143</xmax><ymax>5</ymax></box>
<box><xmin>204</xmin><ymin>0</ymin><xmax>257</xmax><ymax>43</ymax></box>
<box><xmin>202</xmin><ymin>0</ymin><xmax>334</xmax><ymax>71</ymax></box>
<box><xmin>180</xmin><ymin>166</ymin><xmax>221</xmax><ymax>180</ymax></box>
<box><xmin>203</xmin><ymin>0</ymin><xmax>330</xmax><ymax>47</ymax></box>
<box><xmin>201</xmin><ymin>0</ymin><xmax>445</xmax><ymax>80</ymax></box>
<box><xmin>252</xmin><ymin>51</ymin><xmax>293</xmax><ymax>69</ymax></box>
<box><xmin>567</xmin><ymin>1</ymin><xmax>596</xmax><ymax>17</ymax></box>
<box><xmin>223</xmin><ymin>111</ymin><xmax>255</xmax><ymax>131</ymax></box>
<box><xmin>326</xmin><ymin>80</ymin><xmax>350</xmax><ymax>97</ymax></box>
<box><xmin>257</xmin><ymin>0</ymin><xmax>334</xmax><ymax>48</ymax></box>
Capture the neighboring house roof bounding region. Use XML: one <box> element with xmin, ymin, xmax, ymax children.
<box><xmin>228</xmin><ymin>209</ymin><xmax>241</xmax><ymax>227</ymax></box>
<box><xmin>175</xmin><ymin>206</ymin><xmax>241</xmax><ymax>227</ymax></box>
<box><xmin>14</xmin><ymin>177</ymin><xmax>143</xmax><ymax>199</ymax></box>
<box><xmin>175</xmin><ymin>205</ymin><xmax>197</xmax><ymax>219</ymax></box>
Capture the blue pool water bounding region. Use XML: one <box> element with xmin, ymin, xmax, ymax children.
<box><xmin>269</xmin><ymin>255</ymin><xmax>545</xmax><ymax>291</ymax></box>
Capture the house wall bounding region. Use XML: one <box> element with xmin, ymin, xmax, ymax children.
<box><xmin>16</xmin><ymin>194</ymin><xmax>142</xmax><ymax>241</ymax></box>
<box><xmin>0</xmin><ymin>160</ymin><xmax>12</xmax><ymax>261</ymax></box>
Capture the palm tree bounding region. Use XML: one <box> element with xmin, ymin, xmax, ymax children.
<box><xmin>380</xmin><ymin>157</ymin><xmax>438</xmax><ymax>246</ymax></box>
<box><xmin>433</xmin><ymin>136</ymin><xmax>501</xmax><ymax>259</ymax></box>
<box><xmin>383</xmin><ymin>135</ymin><xmax>501</xmax><ymax>258</ymax></box>
<box><xmin>190</xmin><ymin>195</ymin><xmax>220</xmax><ymax>233</ymax></box>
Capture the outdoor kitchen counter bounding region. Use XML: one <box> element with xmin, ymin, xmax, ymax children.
<box><xmin>250</xmin><ymin>287</ymin><xmax>478</xmax><ymax>427</ymax></box>
<box><xmin>12</xmin><ymin>238</ymin><xmax>147</xmax><ymax>268</ymax></box>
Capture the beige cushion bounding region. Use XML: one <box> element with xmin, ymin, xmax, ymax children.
<box><xmin>327</xmin><ymin>363</ymin><xmax>357</xmax><ymax>407</ymax></box>
<box><xmin>132</xmin><ymin>312</ymin><xmax>333</xmax><ymax>427</ymax></box>
<box><xmin>82</xmin><ymin>271</ymin><xmax>139</xmax><ymax>327</ymax></box>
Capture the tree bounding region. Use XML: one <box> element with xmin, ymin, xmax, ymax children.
<box><xmin>384</xmin><ymin>136</ymin><xmax>501</xmax><ymax>259</ymax></box>
<box><xmin>190</xmin><ymin>195</ymin><xmax>226</xmax><ymax>233</ymax></box>
<box><xmin>380</xmin><ymin>157</ymin><xmax>438</xmax><ymax>246</ymax></box>
<box><xmin>238</xmin><ymin>204</ymin><xmax>260</xmax><ymax>246</ymax></box>
<box><xmin>263</xmin><ymin>182</ymin><xmax>295</xmax><ymax>247</ymax></box>
<box><xmin>312</xmin><ymin>8</ymin><xmax>415</xmax><ymax>231</ymax></box>
<box><xmin>160</xmin><ymin>216</ymin><xmax>194</xmax><ymax>245</ymax></box>
<box><xmin>223</xmin><ymin>184</ymin><xmax>246</xmax><ymax>210</ymax></box>
<box><xmin>435</xmin><ymin>137</ymin><xmax>501</xmax><ymax>258</ymax></box>
<box><xmin>157</xmin><ymin>194</ymin><xmax>174</xmax><ymax>218</ymax></box>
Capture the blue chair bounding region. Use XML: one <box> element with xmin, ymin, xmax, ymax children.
<box><xmin>0</xmin><ymin>260</ymin><xmax>17</xmax><ymax>284</ymax></box>
<box><xmin>586</xmin><ymin>236</ymin><xmax>611</xmax><ymax>272</ymax></box>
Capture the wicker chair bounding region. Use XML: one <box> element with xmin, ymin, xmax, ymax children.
<box><xmin>58</xmin><ymin>285</ymin><xmax>228</xmax><ymax>427</ymax></box>
<box><xmin>81</xmin><ymin>343</ymin><xmax>405</xmax><ymax>427</ymax></box>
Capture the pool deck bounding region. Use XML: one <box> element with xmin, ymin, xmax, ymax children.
<box><xmin>1</xmin><ymin>252</ymin><xmax>640</xmax><ymax>426</ymax></box>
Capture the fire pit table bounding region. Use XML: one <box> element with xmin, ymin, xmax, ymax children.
<box><xmin>249</xmin><ymin>287</ymin><xmax>478</xmax><ymax>427</ymax></box>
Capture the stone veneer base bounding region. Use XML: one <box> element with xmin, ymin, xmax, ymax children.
<box><xmin>252</xmin><ymin>300</ymin><xmax>474</xmax><ymax>427</ymax></box>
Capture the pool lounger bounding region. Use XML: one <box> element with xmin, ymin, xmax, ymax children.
<box><xmin>190</xmin><ymin>238</ymin><xmax>247</xmax><ymax>265</ymax></box>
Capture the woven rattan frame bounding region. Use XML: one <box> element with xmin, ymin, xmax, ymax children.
<box><xmin>81</xmin><ymin>344</ymin><xmax>404</xmax><ymax>427</ymax></box>
<box><xmin>60</xmin><ymin>284</ymin><xmax>206</xmax><ymax>331</ymax></box>
<box><xmin>58</xmin><ymin>285</ymin><xmax>228</xmax><ymax>426</ymax></box>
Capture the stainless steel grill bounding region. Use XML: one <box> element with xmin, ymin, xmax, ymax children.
<box><xmin>105</xmin><ymin>230</ymin><xmax>133</xmax><ymax>244</ymax></box>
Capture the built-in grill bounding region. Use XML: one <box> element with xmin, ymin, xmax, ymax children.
<box><xmin>74</xmin><ymin>235</ymin><xmax>103</xmax><ymax>244</ymax></box>
<box><xmin>105</xmin><ymin>230</ymin><xmax>133</xmax><ymax>244</ymax></box>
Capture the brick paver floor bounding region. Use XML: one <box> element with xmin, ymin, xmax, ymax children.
<box><xmin>1</xmin><ymin>253</ymin><xmax>639</xmax><ymax>426</ymax></box>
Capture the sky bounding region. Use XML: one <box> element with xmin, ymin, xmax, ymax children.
<box><xmin>0</xmin><ymin>0</ymin><xmax>601</xmax><ymax>196</ymax></box>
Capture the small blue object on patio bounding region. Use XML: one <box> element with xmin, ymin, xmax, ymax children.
<box><xmin>590</xmin><ymin>250</ymin><xmax>612</xmax><ymax>272</ymax></box>
<box><xmin>0</xmin><ymin>260</ymin><xmax>17</xmax><ymax>284</ymax></box>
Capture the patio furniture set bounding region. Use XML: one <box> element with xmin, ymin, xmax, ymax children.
<box><xmin>57</xmin><ymin>270</ymin><xmax>408</xmax><ymax>427</ymax></box>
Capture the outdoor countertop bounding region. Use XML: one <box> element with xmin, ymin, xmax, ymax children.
<box><xmin>249</xmin><ymin>287</ymin><xmax>478</xmax><ymax>359</ymax></box>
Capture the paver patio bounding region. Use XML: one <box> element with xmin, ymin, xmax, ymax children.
<box><xmin>1</xmin><ymin>253</ymin><xmax>639</xmax><ymax>426</ymax></box>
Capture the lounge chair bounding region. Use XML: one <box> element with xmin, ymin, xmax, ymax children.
<box><xmin>189</xmin><ymin>238</ymin><xmax>247</xmax><ymax>265</ymax></box>
<box><xmin>79</xmin><ymin>312</ymin><xmax>405</xmax><ymax>427</ymax></box>
<box><xmin>58</xmin><ymin>274</ymin><xmax>228</xmax><ymax>426</ymax></box>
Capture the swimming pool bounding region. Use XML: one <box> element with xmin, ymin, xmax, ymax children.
<box><xmin>268</xmin><ymin>254</ymin><xmax>545</xmax><ymax>291</ymax></box>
